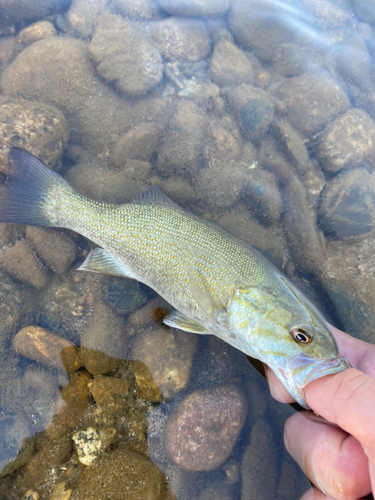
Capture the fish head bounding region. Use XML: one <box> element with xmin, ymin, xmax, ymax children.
<box><xmin>226</xmin><ymin>279</ymin><xmax>350</xmax><ymax>409</ymax></box>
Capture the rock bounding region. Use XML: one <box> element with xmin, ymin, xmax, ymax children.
<box><xmin>51</xmin><ymin>482</ymin><xmax>72</xmax><ymax>500</ymax></box>
<box><xmin>2</xmin><ymin>239</ymin><xmax>49</xmax><ymax>289</ymax></box>
<box><xmin>17</xmin><ymin>21</ymin><xmax>56</xmax><ymax>46</ymax></box>
<box><xmin>241</xmin><ymin>168</ymin><xmax>282</xmax><ymax>226</ymax></box>
<box><xmin>117</xmin><ymin>160</ymin><xmax>152</xmax><ymax>181</ymax></box>
<box><xmin>0</xmin><ymin>272</ymin><xmax>32</xmax><ymax>346</ymax></box>
<box><xmin>66</xmin><ymin>0</ymin><xmax>107</xmax><ymax>38</ymax></box>
<box><xmin>241</xmin><ymin>420</ymin><xmax>278</xmax><ymax>500</ymax></box>
<box><xmin>112</xmin><ymin>123</ymin><xmax>163</xmax><ymax>167</ymax></box>
<box><xmin>74</xmin><ymin>445</ymin><xmax>166</xmax><ymax>499</ymax></box>
<box><xmin>194</xmin><ymin>160</ymin><xmax>249</xmax><ymax>214</ymax></box>
<box><xmin>300</xmin><ymin>0</ymin><xmax>350</xmax><ymax>28</ymax></box>
<box><xmin>26</xmin><ymin>227</ymin><xmax>77</xmax><ymax>275</ymax></box>
<box><xmin>334</xmin><ymin>38</ymin><xmax>371</xmax><ymax>87</ymax></box>
<box><xmin>151</xmin><ymin>17</ymin><xmax>211</xmax><ymax>62</ymax></box>
<box><xmin>88</xmin><ymin>375</ymin><xmax>131</xmax><ymax>405</ymax></box>
<box><xmin>13</xmin><ymin>326</ymin><xmax>75</xmax><ymax>373</ymax></box>
<box><xmin>66</xmin><ymin>159</ymin><xmax>148</xmax><ymax>204</ymax></box>
<box><xmin>318</xmin><ymin>168</ymin><xmax>375</xmax><ymax>238</ymax></box>
<box><xmin>278</xmin><ymin>74</ymin><xmax>350</xmax><ymax>138</ymax></box>
<box><xmin>226</xmin><ymin>85</ymin><xmax>275</xmax><ymax>143</ymax></box>
<box><xmin>0</xmin><ymin>37</ymin><xmax>164</xmax><ymax>154</ymax></box>
<box><xmin>103</xmin><ymin>276</ymin><xmax>156</xmax><ymax>314</ymax></box>
<box><xmin>80</xmin><ymin>300</ymin><xmax>128</xmax><ymax>375</ymax></box>
<box><xmin>272</xmin><ymin>43</ymin><xmax>310</xmax><ymax>77</ymax></box>
<box><xmin>156</xmin><ymin>177</ymin><xmax>196</xmax><ymax>207</ymax></box>
<box><xmin>132</xmin><ymin>360</ymin><xmax>163</xmax><ymax>402</ymax></box>
<box><xmin>73</xmin><ymin>427</ymin><xmax>102</xmax><ymax>465</ymax></box>
<box><xmin>111</xmin><ymin>0</ymin><xmax>162</xmax><ymax>19</ymax></box>
<box><xmin>89</xmin><ymin>14</ymin><xmax>163</xmax><ymax>99</ymax></box>
<box><xmin>318</xmin><ymin>109</ymin><xmax>375</xmax><ymax>173</ymax></box>
<box><xmin>228</xmin><ymin>0</ymin><xmax>293</xmax><ymax>61</ymax></box>
<box><xmin>158</xmin><ymin>0</ymin><xmax>230</xmax><ymax>16</ymax></box>
<box><xmin>0</xmin><ymin>0</ymin><xmax>68</xmax><ymax>23</ymax></box>
<box><xmin>210</xmin><ymin>40</ymin><xmax>254</xmax><ymax>87</ymax></box>
<box><xmin>156</xmin><ymin>100</ymin><xmax>206</xmax><ymax>178</ymax></box>
<box><xmin>164</xmin><ymin>384</ymin><xmax>246</xmax><ymax>471</ymax></box>
<box><xmin>131</xmin><ymin>325</ymin><xmax>197</xmax><ymax>399</ymax></box>
<box><xmin>0</xmin><ymin>36</ymin><xmax>18</xmax><ymax>76</ymax></box>
<box><xmin>0</xmin><ymin>100</ymin><xmax>69</xmax><ymax>171</ymax></box>
<box><xmin>273</xmin><ymin>120</ymin><xmax>309</xmax><ymax>177</ymax></box>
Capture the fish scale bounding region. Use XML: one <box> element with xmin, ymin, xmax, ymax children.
<box><xmin>0</xmin><ymin>147</ymin><xmax>350</xmax><ymax>408</ymax></box>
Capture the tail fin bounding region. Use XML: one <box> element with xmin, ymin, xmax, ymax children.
<box><xmin>0</xmin><ymin>148</ymin><xmax>67</xmax><ymax>226</ymax></box>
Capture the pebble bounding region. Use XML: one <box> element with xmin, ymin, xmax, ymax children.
<box><xmin>26</xmin><ymin>227</ymin><xmax>77</xmax><ymax>275</ymax></box>
<box><xmin>0</xmin><ymin>271</ymin><xmax>32</xmax><ymax>345</ymax></box>
<box><xmin>156</xmin><ymin>177</ymin><xmax>196</xmax><ymax>207</ymax></box>
<box><xmin>318</xmin><ymin>168</ymin><xmax>375</xmax><ymax>238</ymax></box>
<box><xmin>74</xmin><ymin>445</ymin><xmax>167</xmax><ymax>499</ymax></box>
<box><xmin>158</xmin><ymin>0</ymin><xmax>230</xmax><ymax>17</ymax></box>
<box><xmin>0</xmin><ymin>101</ymin><xmax>69</xmax><ymax>171</ymax></box>
<box><xmin>73</xmin><ymin>427</ymin><xmax>102</xmax><ymax>465</ymax></box>
<box><xmin>164</xmin><ymin>384</ymin><xmax>247</xmax><ymax>471</ymax></box>
<box><xmin>300</xmin><ymin>0</ymin><xmax>351</xmax><ymax>28</ymax></box>
<box><xmin>156</xmin><ymin>100</ymin><xmax>206</xmax><ymax>178</ymax></box>
<box><xmin>226</xmin><ymin>85</ymin><xmax>275</xmax><ymax>143</ymax></box>
<box><xmin>88</xmin><ymin>375</ymin><xmax>130</xmax><ymax>405</ymax></box>
<box><xmin>80</xmin><ymin>300</ymin><xmax>128</xmax><ymax>375</ymax></box>
<box><xmin>0</xmin><ymin>0</ymin><xmax>65</xmax><ymax>23</ymax></box>
<box><xmin>151</xmin><ymin>17</ymin><xmax>211</xmax><ymax>62</ymax></box>
<box><xmin>273</xmin><ymin>120</ymin><xmax>309</xmax><ymax>177</ymax></box>
<box><xmin>228</xmin><ymin>0</ymin><xmax>292</xmax><ymax>61</ymax></box>
<box><xmin>51</xmin><ymin>482</ymin><xmax>72</xmax><ymax>500</ymax></box>
<box><xmin>278</xmin><ymin>74</ymin><xmax>350</xmax><ymax>138</ymax></box>
<box><xmin>210</xmin><ymin>40</ymin><xmax>254</xmax><ymax>87</ymax></box>
<box><xmin>111</xmin><ymin>0</ymin><xmax>162</xmax><ymax>19</ymax></box>
<box><xmin>272</xmin><ymin>43</ymin><xmax>310</xmax><ymax>77</ymax></box>
<box><xmin>0</xmin><ymin>36</ymin><xmax>18</xmax><ymax>76</ymax></box>
<box><xmin>241</xmin><ymin>168</ymin><xmax>282</xmax><ymax>226</ymax></box>
<box><xmin>131</xmin><ymin>325</ymin><xmax>198</xmax><ymax>399</ymax></box>
<box><xmin>89</xmin><ymin>14</ymin><xmax>163</xmax><ymax>98</ymax></box>
<box><xmin>103</xmin><ymin>275</ymin><xmax>156</xmax><ymax>314</ymax></box>
<box><xmin>132</xmin><ymin>360</ymin><xmax>163</xmax><ymax>402</ymax></box>
<box><xmin>2</xmin><ymin>239</ymin><xmax>49</xmax><ymax>289</ymax></box>
<box><xmin>112</xmin><ymin>123</ymin><xmax>163</xmax><ymax>167</ymax></box>
<box><xmin>241</xmin><ymin>419</ymin><xmax>278</xmax><ymax>500</ymax></box>
<box><xmin>65</xmin><ymin>0</ymin><xmax>107</xmax><ymax>38</ymax></box>
<box><xmin>17</xmin><ymin>21</ymin><xmax>56</xmax><ymax>46</ymax></box>
<box><xmin>13</xmin><ymin>326</ymin><xmax>75</xmax><ymax>373</ymax></box>
<box><xmin>318</xmin><ymin>109</ymin><xmax>375</xmax><ymax>173</ymax></box>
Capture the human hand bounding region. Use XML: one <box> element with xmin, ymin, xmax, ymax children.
<box><xmin>265</xmin><ymin>324</ymin><xmax>375</xmax><ymax>500</ymax></box>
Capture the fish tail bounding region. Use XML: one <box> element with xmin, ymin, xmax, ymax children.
<box><xmin>0</xmin><ymin>148</ymin><xmax>72</xmax><ymax>227</ymax></box>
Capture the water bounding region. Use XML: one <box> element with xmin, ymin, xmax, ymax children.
<box><xmin>0</xmin><ymin>0</ymin><xmax>374</xmax><ymax>498</ymax></box>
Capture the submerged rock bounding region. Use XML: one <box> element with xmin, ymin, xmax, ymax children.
<box><xmin>318</xmin><ymin>109</ymin><xmax>375</xmax><ymax>173</ymax></box>
<box><xmin>0</xmin><ymin>100</ymin><xmax>68</xmax><ymax>171</ymax></box>
<box><xmin>318</xmin><ymin>168</ymin><xmax>375</xmax><ymax>238</ymax></box>
<box><xmin>17</xmin><ymin>21</ymin><xmax>56</xmax><ymax>46</ymax></box>
<box><xmin>164</xmin><ymin>384</ymin><xmax>246</xmax><ymax>471</ymax></box>
<box><xmin>151</xmin><ymin>17</ymin><xmax>211</xmax><ymax>62</ymax></box>
<box><xmin>158</xmin><ymin>0</ymin><xmax>230</xmax><ymax>17</ymax></box>
<box><xmin>279</xmin><ymin>74</ymin><xmax>350</xmax><ymax>138</ymax></box>
<box><xmin>210</xmin><ymin>40</ymin><xmax>254</xmax><ymax>87</ymax></box>
<box><xmin>89</xmin><ymin>14</ymin><xmax>163</xmax><ymax>99</ymax></box>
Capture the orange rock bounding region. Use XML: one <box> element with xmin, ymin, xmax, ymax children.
<box><xmin>13</xmin><ymin>326</ymin><xmax>75</xmax><ymax>373</ymax></box>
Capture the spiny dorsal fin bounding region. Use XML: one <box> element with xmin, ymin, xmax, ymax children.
<box><xmin>77</xmin><ymin>248</ymin><xmax>137</xmax><ymax>279</ymax></box>
<box><xmin>133</xmin><ymin>186</ymin><xmax>179</xmax><ymax>207</ymax></box>
<box><xmin>163</xmin><ymin>310</ymin><xmax>208</xmax><ymax>334</ymax></box>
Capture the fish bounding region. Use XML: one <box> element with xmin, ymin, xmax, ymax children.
<box><xmin>0</xmin><ymin>147</ymin><xmax>350</xmax><ymax>409</ymax></box>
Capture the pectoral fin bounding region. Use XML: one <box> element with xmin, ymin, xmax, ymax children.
<box><xmin>77</xmin><ymin>248</ymin><xmax>137</xmax><ymax>279</ymax></box>
<box><xmin>163</xmin><ymin>310</ymin><xmax>208</xmax><ymax>334</ymax></box>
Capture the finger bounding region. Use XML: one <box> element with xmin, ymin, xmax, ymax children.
<box><xmin>285</xmin><ymin>411</ymin><xmax>371</xmax><ymax>500</ymax></box>
<box><xmin>263</xmin><ymin>364</ymin><xmax>295</xmax><ymax>403</ymax></box>
<box><xmin>300</xmin><ymin>486</ymin><xmax>334</xmax><ymax>500</ymax></box>
<box><xmin>306</xmin><ymin>368</ymin><xmax>375</xmax><ymax>464</ymax></box>
<box><xmin>328</xmin><ymin>324</ymin><xmax>375</xmax><ymax>374</ymax></box>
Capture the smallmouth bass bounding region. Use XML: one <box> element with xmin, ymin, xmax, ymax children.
<box><xmin>0</xmin><ymin>148</ymin><xmax>350</xmax><ymax>408</ymax></box>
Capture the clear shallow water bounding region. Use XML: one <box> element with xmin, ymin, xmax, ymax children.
<box><xmin>0</xmin><ymin>0</ymin><xmax>374</xmax><ymax>498</ymax></box>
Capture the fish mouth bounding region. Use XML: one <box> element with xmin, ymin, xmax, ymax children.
<box><xmin>278</xmin><ymin>354</ymin><xmax>351</xmax><ymax>409</ymax></box>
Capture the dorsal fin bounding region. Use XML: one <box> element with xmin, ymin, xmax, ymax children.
<box><xmin>133</xmin><ymin>186</ymin><xmax>178</xmax><ymax>207</ymax></box>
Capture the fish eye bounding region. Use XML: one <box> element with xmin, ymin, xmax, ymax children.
<box><xmin>290</xmin><ymin>326</ymin><xmax>313</xmax><ymax>344</ymax></box>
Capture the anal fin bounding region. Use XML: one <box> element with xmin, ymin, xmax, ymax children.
<box><xmin>77</xmin><ymin>248</ymin><xmax>137</xmax><ymax>279</ymax></box>
<box><xmin>163</xmin><ymin>310</ymin><xmax>208</xmax><ymax>334</ymax></box>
